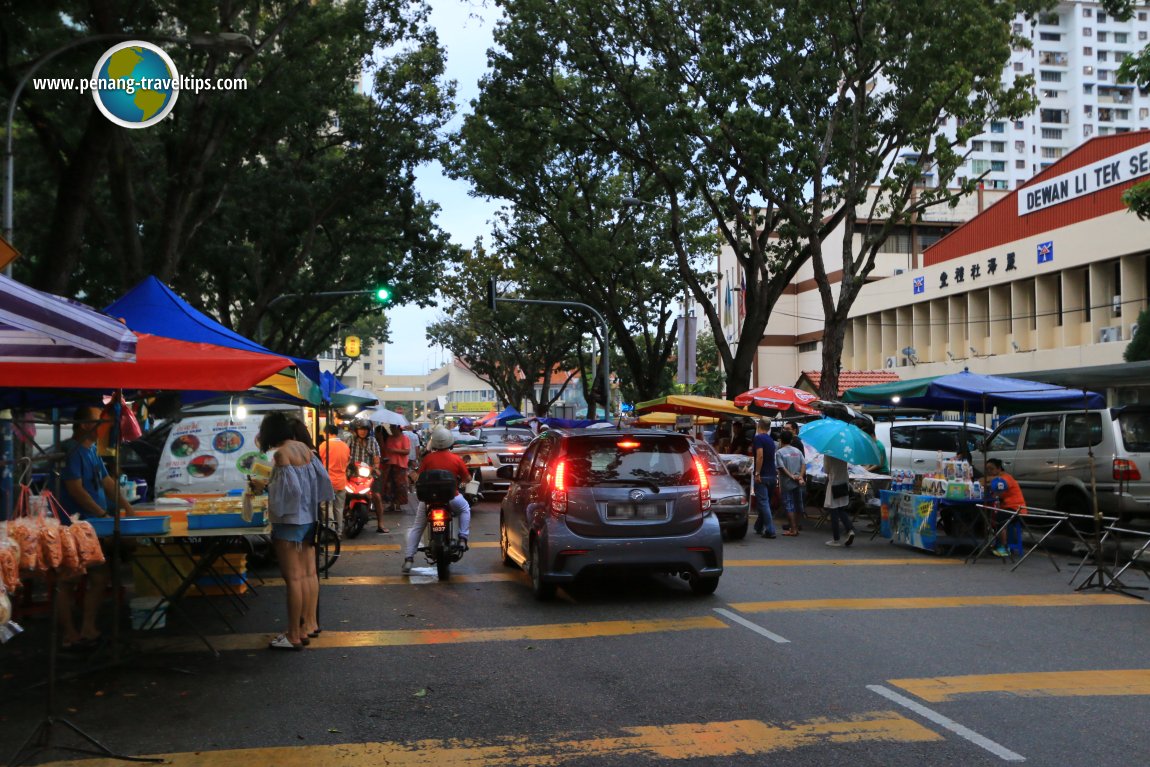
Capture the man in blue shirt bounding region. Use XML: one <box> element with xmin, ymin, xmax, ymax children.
<box><xmin>58</xmin><ymin>405</ymin><xmax>133</xmax><ymax>649</ymax></box>
<box><xmin>751</xmin><ymin>419</ymin><xmax>778</xmax><ymax>538</ymax></box>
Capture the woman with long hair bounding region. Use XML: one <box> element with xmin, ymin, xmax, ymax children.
<box><xmin>250</xmin><ymin>411</ymin><xmax>334</xmax><ymax>650</ymax></box>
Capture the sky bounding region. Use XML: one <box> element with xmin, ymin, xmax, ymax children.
<box><xmin>383</xmin><ymin>1</ymin><xmax>502</xmax><ymax>375</ymax></box>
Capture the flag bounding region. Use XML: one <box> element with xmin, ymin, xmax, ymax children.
<box><xmin>738</xmin><ymin>274</ymin><xmax>746</xmax><ymax>319</ymax></box>
<box><xmin>723</xmin><ymin>284</ymin><xmax>732</xmax><ymax>327</ymax></box>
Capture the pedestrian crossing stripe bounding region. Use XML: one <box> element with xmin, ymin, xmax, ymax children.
<box><xmin>890</xmin><ymin>669</ymin><xmax>1150</xmax><ymax>702</ymax></box>
<box><xmin>29</xmin><ymin>711</ymin><xmax>942</xmax><ymax>767</ymax></box>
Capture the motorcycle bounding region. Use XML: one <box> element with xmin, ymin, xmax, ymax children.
<box><xmin>343</xmin><ymin>461</ymin><xmax>374</xmax><ymax>539</ymax></box>
<box><xmin>416</xmin><ymin>469</ymin><xmax>467</xmax><ymax>581</ymax></box>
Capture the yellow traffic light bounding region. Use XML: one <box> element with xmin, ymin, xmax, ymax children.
<box><xmin>344</xmin><ymin>335</ymin><xmax>361</xmax><ymax>358</ymax></box>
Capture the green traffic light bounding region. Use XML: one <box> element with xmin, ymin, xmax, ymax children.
<box><xmin>376</xmin><ymin>287</ymin><xmax>392</xmax><ymax>302</ymax></box>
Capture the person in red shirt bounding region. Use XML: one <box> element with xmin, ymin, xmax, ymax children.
<box><xmin>401</xmin><ymin>428</ymin><xmax>471</xmax><ymax>574</ymax></box>
<box><xmin>317</xmin><ymin>425</ymin><xmax>350</xmax><ymax>529</ymax></box>
<box><xmin>983</xmin><ymin>458</ymin><xmax>1027</xmax><ymax>557</ymax></box>
<box><xmin>381</xmin><ymin>424</ymin><xmax>411</xmax><ymax>513</ymax></box>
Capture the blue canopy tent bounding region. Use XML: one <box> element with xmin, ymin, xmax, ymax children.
<box><xmin>842</xmin><ymin>369</ymin><xmax>1105</xmax><ymax>413</ymax></box>
<box><xmin>104</xmin><ymin>276</ymin><xmax>322</xmax><ymax>387</ymax></box>
<box><xmin>494</xmin><ymin>406</ymin><xmax>524</xmax><ymax>425</ymax></box>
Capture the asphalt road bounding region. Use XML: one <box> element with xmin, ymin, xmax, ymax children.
<box><xmin>3</xmin><ymin>501</ymin><xmax>1150</xmax><ymax>766</ymax></box>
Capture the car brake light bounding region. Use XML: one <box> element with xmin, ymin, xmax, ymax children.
<box><xmin>617</xmin><ymin>440</ymin><xmax>641</xmax><ymax>449</ymax></box>
<box><xmin>693</xmin><ymin>456</ymin><xmax>711</xmax><ymax>510</ymax></box>
<box><xmin>1114</xmin><ymin>458</ymin><xmax>1142</xmax><ymax>481</ymax></box>
<box><xmin>551</xmin><ymin>459</ymin><xmax>568</xmax><ymax>514</ymax></box>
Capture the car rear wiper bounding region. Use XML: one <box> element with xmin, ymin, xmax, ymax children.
<box><xmin>593</xmin><ymin>479</ymin><xmax>661</xmax><ymax>493</ymax></box>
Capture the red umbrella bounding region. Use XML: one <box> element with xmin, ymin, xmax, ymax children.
<box><xmin>733</xmin><ymin>385</ymin><xmax>820</xmax><ymax>415</ymax></box>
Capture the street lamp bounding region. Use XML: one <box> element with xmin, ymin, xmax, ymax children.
<box><xmin>3</xmin><ymin>32</ymin><xmax>254</xmax><ymax>276</ymax></box>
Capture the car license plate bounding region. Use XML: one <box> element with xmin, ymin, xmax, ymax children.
<box><xmin>607</xmin><ymin>503</ymin><xmax>661</xmax><ymax>520</ymax></box>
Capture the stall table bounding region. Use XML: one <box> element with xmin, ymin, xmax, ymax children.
<box><xmin>879</xmin><ymin>490</ymin><xmax>986</xmax><ymax>555</ymax></box>
<box><xmin>95</xmin><ymin>514</ymin><xmax>268</xmax><ymax>656</ymax></box>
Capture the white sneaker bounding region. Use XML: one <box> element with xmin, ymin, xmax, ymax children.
<box><xmin>825</xmin><ymin>539</ymin><xmax>843</xmax><ymax>547</ymax></box>
<box><xmin>844</xmin><ymin>531</ymin><xmax>855</xmax><ymax>547</ymax></box>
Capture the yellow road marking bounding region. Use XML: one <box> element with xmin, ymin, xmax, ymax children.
<box><xmin>341</xmin><ymin>541</ymin><xmax>498</xmax><ymax>552</ymax></box>
<box><xmin>140</xmin><ymin>615</ymin><xmax>728</xmax><ymax>653</ymax></box>
<box><xmin>731</xmin><ymin>593</ymin><xmax>1143</xmax><ymax>613</ymax></box>
<box><xmin>288</xmin><ymin>573</ymin><xmax>522</xmax><ymax>586</ymax></box>
<box><xmin>726</xmin><ymin>558</ymin><xmax>961</xmax><ymax>567</ymax></box>
<box><xmin>32</xmin><ymin>711</ymin><xmax>941</xmax><ymax>767</ymax></box>
<box><xmin>891</xmin><ymin>669</ymin><xmax>1150</xmax><ymax>702</ymax></box>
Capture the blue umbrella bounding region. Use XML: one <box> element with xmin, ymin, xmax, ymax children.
<box><xmin>799</xmin><ymin>417</ymin><xmax>882</xmax><ymax>465</ymax></box>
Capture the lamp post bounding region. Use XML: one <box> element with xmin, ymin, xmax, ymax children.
<box><xmin>3</xmin><ymin>32</ymin><xmax>253</xmax><ymax>277</ymax></box>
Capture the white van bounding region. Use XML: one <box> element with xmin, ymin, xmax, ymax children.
<box><xmin>982</xmin><ymin>407</ymin><xmax>1150</xmax><ymax>519</ymax></box>
<box><xmin>873</xmin><ymin>420</ymin><xmax>991</xmax><ymax>475</ymax></box>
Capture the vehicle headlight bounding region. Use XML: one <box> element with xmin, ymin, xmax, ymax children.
<box><xmin>714</xmin><ymin>495</ymin><xmax>747</xmax><ymax>506</ymax></box>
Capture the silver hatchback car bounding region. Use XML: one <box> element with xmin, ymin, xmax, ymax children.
<box><xmin>497</xmin><ymin>429</ymin><xmax>724</xmax><ymax>599</ymax></box>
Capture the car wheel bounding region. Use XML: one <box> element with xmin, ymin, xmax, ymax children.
<box><xmin>500</xmin><ymin>516</ymin><xmax>517</xmax><ymax>568</ymax></box>
<box><xmin>728</xmin><ymin>521</ymin><xmax>748</xmax><ymax>540</ymax></box>
<box><xmin>529</xmin><ymin>540</ymin><xmax>556</xmax><ymax>601</ymax></box>
<box><xmin>1057</xmin><ymin>489</ymin><xmax>1094</xmax><ymax>532</ymax></box>
<box><xmin>689</xmin><ymin>575</ymin><xmax>720</xmax><ymax>596</ymax></box>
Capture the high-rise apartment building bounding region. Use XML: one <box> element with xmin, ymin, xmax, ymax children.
<box><xmin>960</xmin><ymin>1</ymin><xmax>1150</xmax><ymax>191</ymax></box>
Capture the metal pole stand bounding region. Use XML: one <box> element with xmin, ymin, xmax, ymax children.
<box><xmin>1074</xmin><ymin>510</ymin><xmax>1141</xmax><ymax>600</ymax></box>
<box><xmin>7</xmin><ymin>582</ymin><xmax>163</xmax><ymax>767</ymax></box>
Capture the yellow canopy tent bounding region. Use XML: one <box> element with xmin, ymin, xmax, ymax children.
<box><xmin>633</xmin><ymin>394</ymin><xmax>748</xmax><ymax>418</ymax></box>
<box><xmin>634</xmin><ymin>411</ymin><xmax>718</xmax><ymax>426</ymax></box>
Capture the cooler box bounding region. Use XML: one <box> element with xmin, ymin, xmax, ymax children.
<box><xmin>89</xmin><ymin>516</ymin><xmax>171</xmax><ymax>537</ymax></box>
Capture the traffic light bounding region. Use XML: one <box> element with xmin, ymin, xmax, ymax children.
<box><xmin>374</xmin><ymin>286</ymin><xmax>393</xmax><ymax>303</ymax></box>
<box><xmin>486</xmin><ymin>277</ymin><xmax>497</xmax><ymax>311</ymax></box>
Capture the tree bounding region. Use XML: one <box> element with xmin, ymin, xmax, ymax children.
<box><xmin>692</xmin><ymin>333</ymin><xmax>725</xmax><ymax>399</ymax></box>
<box><xmin>1095</xmin><ymin>3</ymin><xmax>1150</xmax><ymax>217</ymax></box>
<box><xmin>425</xmin><ymin>247</ymin><xmax>584</xmax><ymax>417</ymax></box>
<box><xmin>1125</xmin><ymin>308</ymin><xmax>1150</xmax><ymax>362</ymax></box>
<box><xmin>2</xmin><ymin>0</ymin><xmax>457</xmax><ymax>358</ymax></box>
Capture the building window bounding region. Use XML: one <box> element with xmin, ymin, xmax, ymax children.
<box><xmin>990</xmin><ymin>121</ymin><xmax>1005</xmax><ymax>133</ymax></box>
<box><xmin>971</xmin><ymin>159</ymin><xmax>991</xmax><ymax>174</ymax></box>
<box><xmin>1039</xmin><ymin>32</ymin><xmax>1061</xmax><ymax>41</ymax></box>
<box><xmin>1084</xmin><ymin>65</ymin><xmax>1094</xmax><ymax>75</ymax></box>
<box><xmin>1116</xmin><ymin>32</ymin><xmax>1128</xmax><ymax>44</ymax></box>
<box><xmin>1098</xmin><ymin>10</ymin><xmax>1107</xmax><ymax>22</ymax></box>
<box><xmin>1015</xmin><ymin>139</ymin><xmax>1027</xmax><ymax>151</ymax></box>
<box><xmin>1014</xmin><ymin>61</ymin><xmax>1025</xmax><ymax>72</ymax></box>
<box><xmin>1099</xmin><ymin>50</ymin><xmax>1109</xmax><ymax>62</ymax></box>
<box><xmin>1117</xmin><ymin>108</ymin><xmax>1131</xmax><ymax>120</ymax></box>
<box><xmin>1142</xmin><ymin>31</ymin><xmax>1149</xmax><ymax>42</ymax></box>
<box><xmin>1099</xmin><ymin>126</ymin><xmax>1111</xmax><ymax>135</ymax></box>
<box><xmin>1041</xmin><ymin>70</ymin><xmax>1062</xmax><ymax>82</ymax></box>
<box><xmin>1084</xmin><ymin>104</ymin><xmax>1093</xmax><ymax>115</ymax></box>
<box><xmin>1141</xmin><ymin>11</ymin><xmax>1148</xmax><ymax>21</ymax></box>
<box><xmin>1041</xmin><ymin>127</ymin><xmax>1062</xmax><ymax>139</ymax></box>
<box><xmin>1083</xmin><ymin>6</ymin><xmax>1093</xmax><ymax>17</ymax></box>
<box><xmin>1141</xmin><ymin>107</ymin><xmax>1149</xmax><ymax>119</ymax></box>
<box><xmin>1085</xmin><ymin>82</ymin><xmax>1096</xmax><ymax>92</ymax></box>
<box><xmin>990</xmin><ymin>160</ymin><xmax>1006</xmax><ymax>172</ymax></box>
<box><xmin>1016</xmin><ymin>159</ymin><xmax>1026</xmax><ymax>169</ymax></box>
<box><xmin>1098</xmin><ymin>31</ymin><xmax>1108</xmax><ymax>42</ymax></box>
<box><xmin>1084</xmin><ymin>27</ymin><xmax>1092</xmax><ymax>37</ymax></box>
<box><xmin>797</xmin><ymin>341</ymin><xmax>817</xmax><ymax>353</ymax></box>
<box><xmin>1041</xmin><ymin>147</ymin><xmax>1063</xmax><ymax>159</ymax></box>
<box><xmin>363</xmin><ymin>362</ymin><xmax>371</xmax><ymax>370</ymax></box>
<box><xmin>1084</xmin><ymin>46</ymin><xmax>1093</xmax><ymax>56</ymax></box>
<box><xmin>990</xmin><ymin>180</ymin><xmax>1009</xmax><ymax>190</ymax></box>
<box><xmin>991</xmin><ymin>141</ymin><xmax>1005</xmax><ymax>152</ymax></box>
<box><xmin>971</xmin><ymin>140</ymin><xmax>985</xmax><ymax>151</ymax></box>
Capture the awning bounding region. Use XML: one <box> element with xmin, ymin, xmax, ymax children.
<box><xmin>843</xmin><ymin>370</ymin><xmax>1104</xmax><ymax>412</ymax></box>
<box><xmin>633</xmin><ymin>394</ymin><xmax>747</xmax><ymax>418</ymax></box>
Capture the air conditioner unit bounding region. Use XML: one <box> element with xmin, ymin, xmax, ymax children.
<box><xmin>1099</xmin><ymin>326</ymin><xmax>1122</xmax><ymax>343</ymax></box>
<box><xmin>884</xmin><ymin>356</ymin><xmax>898</xmax><ymax>369</ymax></box>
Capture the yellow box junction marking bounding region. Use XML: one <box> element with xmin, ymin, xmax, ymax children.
<box><xmin>725</xmin><ymin>558</ymin><xmax>962</xmax><ymax>567</ymax></box>
<box><xmin>732</xmin><ymin>592</ymin><xmax>1144</xmax><ymax>613</ymax></box>
<box><xmin>140</xmin><ymin>615</ymin><xmax>728</xmax><ymax>654</ymax></box>
<box><xmin>891</xmin><ymin>669</ymin><xmax>1150</xmax><ymax>702</ymax></box>
<box><xmin>32</xmin><ymin>711</ymin><xmax>941</xmax><ymax>767</ymax></box>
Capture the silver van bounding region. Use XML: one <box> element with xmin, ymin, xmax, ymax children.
<box><xmin>873</xmin><ymin>420</ymin><xmax>991</xmax><ymax>475</ymax></box>
<box><xmin>981</xmin><ymin>407</ymin><xmax>1150</xmax><ymax>519</ymax></box>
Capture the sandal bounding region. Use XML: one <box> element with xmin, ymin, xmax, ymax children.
<box><xmin>376</xmin><ymin>527</ymin><xmax>389</xmax><ymax>534</ymax></box>
<box><xmin>268</xmin><ymin>634</ymin><xmax>303</xmax><ymax>651</ymax></box>
<box><xmin>783</xmin><ymin>530</ymin><xmax>799</xmax><ymax>537</ymax></box>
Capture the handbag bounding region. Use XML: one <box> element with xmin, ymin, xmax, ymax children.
<box><xmin>831</xmin><ymin>482</ymin><xmax>850</xmax><ymax>499</ymax></box>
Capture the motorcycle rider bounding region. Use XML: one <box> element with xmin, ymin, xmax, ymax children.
<box><xmin>401</xmin><ymin>427</ymin><xmax>471</xmax><ymax>574</ymax></box>
<box><xmin>344</xmin><ymin>418</ymin><xmax>385</xmax><ymax>533</ymax></box>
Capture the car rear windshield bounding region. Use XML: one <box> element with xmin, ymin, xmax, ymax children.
<box><xmin>564</xmin><ymin>435</ymin><xmax>694</xmax><ymax>487</ymax></box>
<box><xmin>1119</xmin><ymin>411</ymin><xmax>1150</xmax><ymax>452</ymax></box>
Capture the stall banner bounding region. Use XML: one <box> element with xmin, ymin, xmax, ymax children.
<box><xmin>880</xmin><ymin>490</ymin><xmax>940</xmax><ymax>552</ymax></box>
<box><xmin>155</xmin><ymin>417</ymin><xmax>267</xmax><ymax>496</ymax></box>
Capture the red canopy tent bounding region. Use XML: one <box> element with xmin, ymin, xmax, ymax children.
<box><xmin>0</xmin><ymin>333</ymin><xmax>293</xmax><ymax>391</ymax></box>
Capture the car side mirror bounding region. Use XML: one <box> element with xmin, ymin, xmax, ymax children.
<box><xmin>496</xmin><ymin>465</ymin><xmax>516</xmax><ymax>479</ymax></box>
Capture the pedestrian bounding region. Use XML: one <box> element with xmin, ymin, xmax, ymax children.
<box><xmin>775</xmin><ymin>430</ymin><xmax>806</xmax><ymax>536</ymax></box>
<box><xmin>783</xmin><ymin>421</ymin><xmax>805</xmax><ymax>455</ymax></box>
<box><xmin>382</xmin><ymin>423</ymin><xmax>410</xmax><ymax>513</ymax></box>
<box><xmin>317</xmin><ymin>424</ymin><xmax>350</xmax><ymax>529</ymax></box>
<box><xmin>250</xmin><ymin>411</ymin><xmax>334</xmax><ymax>651</ymax></box>
<box><xmin>56</xmin><ymin>405</ymin><xmax>134</xmax><ymax>650</ymax></box>
<box><xmin>824</xmin><ymin>454</ymin><xmax>855</xmax><ymax>547</ymax></box>
<box><xmin>373</xmin><ymin>424</ymin><xmax>392</xmax><ymax>527</ymax></box>
<box><xmin>751</xmin><ymin>418</ymin><xmax>778</xmax><ymax>538</ymax></box>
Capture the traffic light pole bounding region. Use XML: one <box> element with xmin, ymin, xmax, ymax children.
<box><xmin>257</xmin><ymin>289</ymin><xmax>388</xmax><ymax>346</ymax></box>
<box><xmin>488</xmin><ymin>283</ymin><xmax>612</xmax><ymax>417</ymax></box>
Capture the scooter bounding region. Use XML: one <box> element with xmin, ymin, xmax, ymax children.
<box><xmin>343</xmin><ymin>461</ymin><xmax>373</xmax><ymax>539</ymax></box>
<box><xmin>416</xmin><ymin>469</ymin><xmax>467</xmax><ymax>581</ymax></box>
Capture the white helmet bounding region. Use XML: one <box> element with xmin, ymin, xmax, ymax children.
<box><xmin>429</xmin><ymin>427</ymin><xmax>454</xmax><ymax>450</ymax></box>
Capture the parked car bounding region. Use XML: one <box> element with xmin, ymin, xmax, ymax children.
<box><xmin>981</xmin><ymin>406</ymin><xmax>1150</xmax><ymax>520</ymax></box>
<box><xmin>694</xmin><ymin>439</ymin><xmax>749</xmax><ymax>540</ymax></box>
<box><xmin>498</xmin><ymin>428</ymin><xmax>724</xmax><ymax>599</ymax></box>
<box><xmin>874</xmin><ymin>420</ymin><xmax>991</xmax><ymax>475</ymax></box>
<box><xmin>476</xmin><ymin>426</ymin><xmax>535</xmax><ymax>496</ymax></box>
